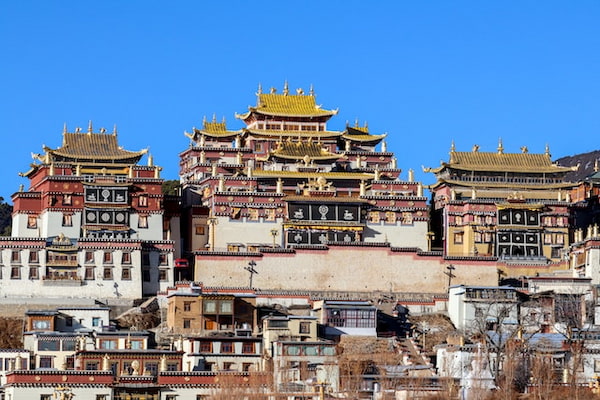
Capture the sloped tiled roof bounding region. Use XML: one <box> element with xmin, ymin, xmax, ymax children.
<box><xmin>431</xmin><ymin>151</ymin><xmax>575</xmax><ymax>174</ymax></box>
<box><xmin>188</xmin><ymin>119</ymin><xmax>241</xmax><ymax>139</ymax></box>
<box><xmin>47</xmin><ymin>132</ymin><xmax>145</xmax><ymax>162</ymax></box>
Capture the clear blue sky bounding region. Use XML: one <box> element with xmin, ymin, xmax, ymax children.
<box><xmin>2</xmin><ymin>2</ymin><xmax>599</xmax><ymax>203</ymax></box>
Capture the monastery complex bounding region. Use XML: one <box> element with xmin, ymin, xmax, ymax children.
<box><xmin>0</xmin><ymin>83</ymin><xmax>599</xmax><ymax>302</ymax></box>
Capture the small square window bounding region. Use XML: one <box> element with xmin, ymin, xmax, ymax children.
<box><xmin>11</xmin><ymin>266</ymin><xmax>21</xmax><ymax>279</ymax></box>
<box><xmin>138</xmin><ymin>215</ymin><xmax>148</xmax><ymax>228</ymax></box>
<box><xmin>195</xmin><ymin>225</ymin><xmax>205</xmax><ymax>235</ymax></box>
<box><xmin>29</xmin><ymin>267</ymin><xmax>39</xmax><ymax>280</ymax></box>
<box><xmin>121</xmin><ymin>268</ymin><xmax>131</xmax><ymax>280</ymax></box>
<box><xmin>159</xmin><ymin>269</ymin><xmax>168</xmax><ymax>282</ymax></box>
<box><xmin>138</xmin><ymin>194</ymin><xmax>148</xmax><ymax>207</ymax></box>
<box><xmin>63</xmin><ymin>194</ymin><xmax>72</xmax><ymax>205</ymax></box>
<box><xmin>183</xmin><ymin>319</ymin><xmax>191</xmax><ymax>329</ymax></box>
<box><xmin>29</xmin><ymin>251</ymin><xmax>39</xmax><ymax>263</ymax></box>
<box><xmin>27</xmin><ymin>216</ymin><xmax>37</xmax><ymax>229</ymax></box>
<box><xmin>85</xmin><ymin>251</ymin><xmax>94</xmax><ymax>263</ymax></box>
<box><xmin>103</xmin><ymin>267</ymin><xmax>113</xmax><ymax>280</ymax></box>
<box><xmin>62</xmin><ymin>213</ymin><xmax>73</xmax><ymax>227</ymax></box>
<box><xmin>121</xmin><ymin>252</ymin><xmax>131</xmax><ymax>264</ymax></box>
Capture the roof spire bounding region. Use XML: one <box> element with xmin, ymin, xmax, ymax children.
<box><xmin>212</xmin><ymin>113</ymin><xmax>217</xmax><ymax>123</ymax></box>
<box><xmin>87</xmin><ymin>120</ymin><xmax>93</xmax><ymax>134</ymax></box>
<box><xmin>497</xmin><ymin>137</ymin><xmax>504</xmax><ymax>154</ymax></box>
<box><xmin>256</xmin><ymin>82</ymin><xmax>262</xmax><ymax>95</ymax></box>
<box><xmin>450</xmin><ymin>140</ymin><xmax>456</xmax><ymax>153</ymax></box>
<box><xmin>202</xmin><ymin>115</ymin><xmax>207</xmax><ymax>125</ymax></box>
<box><xmin>112</xmin><ymin>124</ymin><xmax>118</xmax><ymax>136</ymax></box>
<box><xmin>595</xmin><ymin>159</ymin><xmax>599</xmax><ymax>172</ymax></box>
<box><xmin>309</xmin><ymin>84</ymin><xmax>314</xmax><ymax>96</ymax></box>
<box><xmin>545</xmin><ymin>143</ymin><xmax>551</xmax><ymax>157</ymax></box>
<box><xmin>63</xmin><ymin>123</ymin><xmax>67</xmax><ymax>134</ymax></box>
<box><xmin>222</xmin><ymin>116</ymin><xmax>226</xmax><ymax>124</ymax></box>
<box><xmin>283</xmin><ymin>80</ymin><xmax>289</xmax><ymax>95</ymax></box>
<box><xmin>354</xmin><ymin>118</ymin><xmax>359</xmax><ymax>128</ymax></box>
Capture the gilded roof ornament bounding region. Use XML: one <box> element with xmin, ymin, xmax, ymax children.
<box><xmin>63</xmin><ymin>123</ymin><xmax>67</xmax><ymax>134</ymax></box>
<box><xmin>283</xmin><ymin>80</ymin><xmax>289</xmax><ymax>96</ymax></box>
<box><xmin>88</xmin><ymin>120</ymin><xmax>93</xmax><ymax>134</ymax></box>
<box><xmin>212</xmin><ymin>113</ymin><xmax>217</xmax><ymax>123</ymax></box>
<box><xmin>270</xmin><ymin>87</ymin><xmax>277</xmax><ymax>94</ymax></box>
<box><xmin>545</xmin><ymin>144</ymin><xmax>551</xmax><ymax>157</ymax></box>
<box><xmin>113</xmin><ymin>124</ymin><xmax>118</xmax><ymax>136</ymax></box>
<box><xmin>497</xmin><ymin>138</ymin><xmax>504</xmax><ymax>154</ymax></box>
<box><xmin>520</xmin><ymin>146</ymin><xmax>528</xmax><ymax>153</ymax></box>
<box><xmin>450</xmin><ymin>140</ymin><xmax>456</xmax><ymax>153</ymax></box>
<box><xmin>100</xmin><ymin>127</ymin><xmax>106</xmax><ymax>133</ymax></box>
<box><xmin>309</xmin><ymin>84</ymin><xmax>314</xmax><ymax>97</ymax></box>
<box><xmin>256</xmin><ymin>83</ymin><xmax>262</xmax><ymax>95</ymax></box>
<box><xmin>296</xmin><ymin>88</ymin><xmax>304</xmax><ymax>95</ymax></box>
<box><xmin>472</xmin><ymin>144</ymin><xmax>479</xmax><ymax>152</ymax></box>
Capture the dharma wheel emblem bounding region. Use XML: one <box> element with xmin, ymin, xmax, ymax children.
<box><xmin>318</xmin><ymin>205</ymin><xmax>329</xmax><ymax>220</ymax></box>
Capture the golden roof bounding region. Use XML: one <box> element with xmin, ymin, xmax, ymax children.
<box><xmin>341</xmin><ymin>124</ymin><xmax>386</xmax><ymax>143</ymax></box>
<box><xmin>429</xmin><ymin>150</ymin><xmax>576</xmax><ymax>174</ymax></box>
<box><xmin>237</xmin><ymin>84</ymin><xmax>338</xmax><ymax>118</ymax></box>
<box><xmin>260</xmin><ymin>140</ymin><xmax>340</xmax><ymax>162</ymax></box>
<box><xmin>187</xmin><ymin>117</ymin><xmax>241</xmax><ymax>139</ymax></box>
<box><xmin>46</xmin><ymin>128</ymin><xmax>146</xmax><ymax>162</ymax></box>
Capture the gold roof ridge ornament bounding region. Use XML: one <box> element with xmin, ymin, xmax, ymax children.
<box><xmin>113</xmin><ymin>124</ymin><xmax>118</xmax><ymax>136</ymax></box>
<box><xmin>283</xmin><ymin>80</ymin><xmax>289</xmax><ymax>95</ymax></box>
<box><xmin>88</xmin><ymin>120</ymin><xmax>93</xmax><ymax>134</ymax></box>
<box><xmin>497</xmin><ymin>137</ymin><xmax>504</xmax><ymax>154</ymax></box>
<box><xmin>521</xmin><ymin>146</ymin><xmax>528</xmax><ymax>153</ymax></box>
<box><xmin>545</xmin><ymin>143</ymin><xmax>551</xmax><ymax>158</ymax></box>
<box><xmin>309</xmin><ymin>84</ymin><xmax>315</xmax><ymax>97</ymax></box>
<box><xmin>256</xmin><ymin>82</ymin><xmax>262</xmax><ymax>95</ymax></box>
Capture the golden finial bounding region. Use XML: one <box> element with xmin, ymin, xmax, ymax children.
<box><xmin>148</xmin><ymin>153</ymin><xmax>154</xmax><ymax>167</ymax></box>
<box><xmin>309</xmin><ymin>84</ymin><xmax>314</xmax><ymax>96</ymax></box>
<box><xmin>212</xmin><ymin>113</ymin><xmax>217</xmax><ymax>123</ymax></box>
<box><xmin>450</xmin><ymin>140</ymin><xmax>456</xmax><ymax>153</ymax></box>
<box><xmin>497</xmin><ymin>138</ymin><xmax>504</xmax><ymax>154</ymax></box>
<box><xmin>88</xmin><ymin>120</ymin><xmax>93</xmax><ymax>134</ymax></box>
<box><xmin>545</xmin><ymin>144</ymin><xmax>551</xmax><ymax>157</ymax></box>
<box><xmin>270</xmin><ymin>87</ymin><xmax>277</xmax><ymax>94</ymax></box>
<box><xmin>520</xmin><ymin>146</ymin><xmax>528</xmax><ymax>153</ymax></box>
<box><xmin>594</xmin><ymin>159</ymin><xmax>599</xmax><ymax>172</ymax></box>
<box><xmin>63</xmin><ymin>123</ymin><xmax>67</xmax><ymax>134</ymax></box>
<box><xmin>256</xmin><ymin>83</ymin><xmax>262</xmax><ymax>95</ymax></box>
<box><xmin>222</xmin><ymin>116</ymin><xmax>226</xmax><ymax>124</ymax></box>
<box><xmin>202</xmin><ymin>116</ymin><xmax>207</xmax><ymax>126</ymax></box>
<box><xmin>283</xmin><ymin>80</ymin><xmax>289</xmax><ymax>95</ymax></box>
<box><xmin>75</xmin><ymin>127</ymin><xmax>81</xmax><ymax>133</ymax></box>
<box><xmin>112</xmin><ymin>124</ymin><xmax>118</xmax><ymax>135</ymax></box>
<box><xmin>364</xmin><ymin>121</ymin><xmax>368</xmax><ymax>130</ymax></box>
<box><xmin>472</xmin><ymin>144</ymin><xmax>479</xmax><ymax>152</ymax></box>
<box><xmin>296</xmin><ymin>88</ymin><xmax>304</xmax><ymax>95</ymax></box>
<box><xmin>354</xmin><ymin>118</ymin><xmax>359</xmax><ymax>128</ymax></box>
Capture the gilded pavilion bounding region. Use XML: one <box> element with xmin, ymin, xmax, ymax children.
<box><xmin>0</xmin><ymin>123</ymin><xmax>177</xmax><ymax>300</ymax></box>
<box><xmin>426</xmin><ymin>140</ymin><xmax>578</xmax><ymax>268</ymax></box>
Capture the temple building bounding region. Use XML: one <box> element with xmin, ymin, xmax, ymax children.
<box><xmin>426</xmin><ymin>141</ymin><xmax>578</xmax><ymax>272</ymax></box>
<box><xmin>175</xmin><ymin>84</ymin><xmax>461</xmax><ymax>292</ymax></box>
<box><xmin>0</xmin><ymin>123</ymin><xmax>177</xmax><ymax>301</ymax></box>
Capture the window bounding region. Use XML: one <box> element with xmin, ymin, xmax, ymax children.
<box><xmin>249</xmin><ymin>208</ymin><xmax>259</xmax><ymax>221</ymax></box>
<box><xmin>130</xmin><ymin>340</ymin><xmax>143</xmax><ymax>350</ymax></box>
<box><xmin>223</xmin><ymin>362</ymin><xmax>234</xmax><ymax>370</ymax></box>
<box><xmin>85</xmin><ymin>251</ymin><xmax>94</xmax><ymax>263</ymax></box>
<box><xmin>29</xmin><ymin>251</ymin><xmax>39</xmax><ymax>263</ymax></box>
<box><xmin>38</xmin><ymin>340</ymin><xmax>60</xmax><ymax>351</ymax></box>
<box><xmin>86</xmin><ymin>361</ymin><xmax>99</xmax><ymax>370</ymax></box>
<box><xmin>195</xmin><ymin>225</ymin><xmax>205</xmax><ymax>235</ymax></box>
<box><xmin>121</xmin><ymin>267</ymin><xmax>131</xmax><ymax>280</ymax></box>
<box><xmin>63</xmin><ymin>194</ymin><xmax>72</xmax><ymax>205</ymax></box>
<box><xmin>92</xmin><ymin>317</ymin><xmax>101</xmax><ymax>327</ymax></box>
<box><xmin>369</xmin><ymin>211</ymin><xmax>380</xmax><ymax>223</ymax></box>
<box><xmin>85</xmin><ymin>266</ymin><xmax>95</xmax><ymax>280</ymax></box>
<box><xmin>100</xmin><ymin>340</ymin><xmax>117</xmax><ymax>350</ymax></box>
<box><xmin>159</xmin><ymin>253</ymin><xmax>168</xmax><ymax>265</ymax></box>
<box><xmin>220</xmin><ymin>300</ymin><xmax>232</xmax><ymax>314</ymax></box>
<box><xmin>242</xmin><ymin>342</ymin><xmax>255</xmax><ymax>354</ymax></box>
<box><xmin>29</xmin><ymin>266</ymin><xmax>39</xmax><ymax>280</ymax></box>
<box><xmin>27</xmin><ymin>216</ymin><xmax>37</xmax><ymax>229</ymax></box>
<box><xmin>144</xmin><ymin>362</ymin><xmax>158</xmax><ymax>375</ymax></box>
<box><xmin>103</xmin><ymin>267</ymin><xmax>113</xmax><ymax>280</ymax></box>
<box><xmin>11</xmin><ymin>251</ymin><xmax>20</xmax><ymax>263</ymax></box>
<box><xmin>184</xmin><ymin>302</ymin><xmax>192</xmax><ymax>312</ymax></box>
<box><xmin>402</xmin><ymin>212</ymin><xmax>413</xmax><ymax>225</ymax></box>
<box><xmin>11</xmin><ymin>266</ymin><xmax>21</xmax><ymax>279</ymax></box>
<box><xmin>266</xmin><ymin>209</ymin><xmax>275</xmax><ymax>221</ymax></box>
<box><xmin>242</xmin><ymin>363</ymin><xmax>253</xmax><ymax>371</ymax></box>
<box><xmin>183</xmin><ymin>319</ymin><xmax>191</xmax><ymax>329</ymax></box>
<box><xmin>138</xmin><ymin>194</ymin><xmax>148</xmax><ymax>207</ymax></box>
<box><xmin>138</xmin><ymin>215</ymin><xmax>148</xmax><ymax>228</ymax></box>
<box><xmin>454</xmin><ymin>232</ymin><xmax>464</xmax><ymax>244</ymax></box>
<box><xmin>41</xmin><ymin>395</ymin><xmax>53</xmax><ymax>400</ymax></box>
<box><xmin>159</xmin><ymin>269</ymin><xmax>168</xmax><ymax>282</ymax></box>
<box><xmin>121</xmin><ymin>252</ymin><xmax>131</xmax><ymax>264</ymax></box>
<box><xmin>299</xmin><ymin>322</ymin><xmax>311</xmax><ymax>334</ymax></box>
<box><xmin>204</xmin><ymin>300</ymin><xmax>217</xmax><ymax>313</ymax></box>
<box><xmin>167</xmin><ymin>362</ymin><xmax>179</xmax><ymax>371</ymax></box>
<box><xmin>221</xmin><ymin>342</ymin><xmax>233</xmax><ymax>353</ymax></box>
<box><xmin>103</xmin><ymin>252</ymin><xmax>112</xmax><ymax>263</ymax></box>
<box><xmin>200</xmin><ymin>342</ymin><xmax>212</xmax><ymax>352</ymax></box>
<box><xmin>62</xmin><ymin>213</ymin><xmax>72</xmax><ymax>227</ymax></box>
<box><xmin>96</xmin><ymin>396</ymin><xmax>108</xmax><ymax>400</ymax></box>
<box><xmin>65</xmin><ymin>317</ymin><xmax>73</xmax><ymax>327</ymax></box>
<box><xmin>166</xmin><ymin>396</ymin><xmax>177</xmax><ymax>400</ymax></box>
